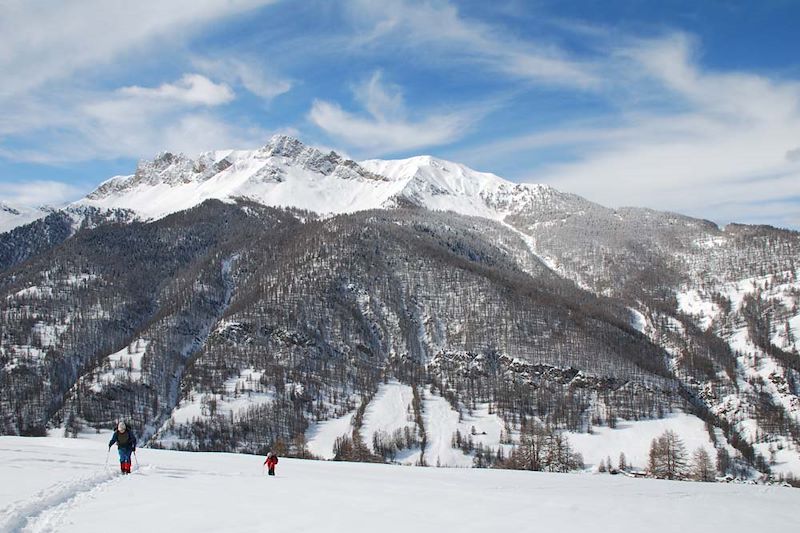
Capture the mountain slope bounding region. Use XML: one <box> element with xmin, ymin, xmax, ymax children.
<box><xmin>76</xmin><ymin>135</ymin><xmax>576</xmax><ymax>225</ymax></box>
<box><xmin>0</xmin><ymin>203</ymin><xmax>55</xmax><ymax>234</ymax></box>
<box><xmin>1</xmin><ymin>135</ymin><xmax>798</xmax><ymax>480</ymax></box>
<box><xmin>80</xmin><ymin>136</ymin><xmax>405</xmax><ymax>220</ymax></box>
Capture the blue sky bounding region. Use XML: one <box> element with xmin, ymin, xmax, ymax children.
<box><xmin>1</xmin><ymin>0</ymin><xmax>799</xmax><ymax>228</ymax></box>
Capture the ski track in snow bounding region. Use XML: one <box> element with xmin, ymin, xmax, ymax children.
<box><xmin>0</xmin><ymin>467</ymin><xmax>131</xmax><ymax>532</ymax></box>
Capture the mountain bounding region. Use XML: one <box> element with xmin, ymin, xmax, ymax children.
<box><xmin>77</xmin><ymin>135</ymin><xmax>565</xmax><ymax>223</ymax></box>
<box><xmin>0</xmin><ymin>202</ymin><xmax>55</xmax><ymax>234</ymax></box>
<box><xmin>80</xmin><ymin>136</ymin><xmax>398</xmax><ymax>219</ymax></box>
<box><xmin>1</xmin><ymin>136</ymin><xmax>798</xmax><ymax>482</ymax></box>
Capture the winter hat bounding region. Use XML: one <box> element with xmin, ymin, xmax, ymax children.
<box><xmin>118</xmin><ymin>421</ymin><xmax>126</xmax><ymax>432</ymax></box>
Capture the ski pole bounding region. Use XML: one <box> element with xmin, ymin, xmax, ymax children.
<box><xmin>133</xmin><ymin>450</ymin><xmax>139</xmax><ymax>469</ymax></box>
<box><xmin>105</xmin><ymin>448</ymin><xmax>110</xmax><ymax>468</ymax></box>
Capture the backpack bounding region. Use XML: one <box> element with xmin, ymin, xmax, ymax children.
<box><xmin>117</xmin><ymin>430</ymin><xmax>131</xmax><ymax>447</ymax></box>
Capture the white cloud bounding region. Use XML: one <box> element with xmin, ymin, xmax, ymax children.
<box><xmin>0</xmin><ymin>180</ymin><xmax>83</xmax><ymax>206</ymax></box>
<box><xmin>309</xmin><ymin>72</ymin><xmax>480</xmax><ymax>154</ymax></box>
<box><xmin>82</xmin><ymin>74</ymin><xmax>234</xmax><ymax>126</ymax></box>
<box><xmin>0</xmin><ymin>0</ymin><xmax>279</xmax><ymax>97</ymax></box>
<box><xmin>158</xmin><ymin>114</ymin><xmax>270</xmax><ymax>156</ymax></box>
<box><xmin>355</xmin><ymin>72</ymin><xmax>405</xmax><ymax>122</ymax></box>
<box><xmin>75</xmin><ymin>75</ymin><xmax>270</xmax><ymax>159</ymax></box>
<box><xmin>1</xmin><ymin>74</ymin><xmax>269</xmax><ymax>163</ymax></box>
<box><xmin>192</xmin><ymin>57</ymin><xmax>292</xmax><ymax>101</ymax></box>
<box><xmin>118</xmin><ymin>74</ymin><xmax>235</xmax><ymax>106</ymax></box>
<box><xmin>462</xmin><ymin>33</ymin><xmax>800</xmax><ymax>228</ymax></box>
<box><xmin>344</xmin><ymin>0</ymin><xmax>598</xmax><ymax>88</ymax></box>
<box><xmin>0</xmin><ymin>1</ymin><xmax>280</xmax><ymax>163</ymax></box>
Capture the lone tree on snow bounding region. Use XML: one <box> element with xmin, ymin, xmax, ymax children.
<box><xmin>648</xmin><ymin>430</ymin><xmax>688</xmax><ymax>480</ymax></box>
<box><xmin>691</xmin><ymin>447</ymin><xmax>716</xmax><ymax>482</ymax></box>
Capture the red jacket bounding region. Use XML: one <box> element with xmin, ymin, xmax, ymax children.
<box><xmin>265</xmin><ymin>454</ymin><xmax>278</xmax><ymax>467</ymax></box>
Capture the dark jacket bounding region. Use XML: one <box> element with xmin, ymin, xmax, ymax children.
<box><xmin>109</xmin><ymin>429</ymin><xmax>137</xmax><ymax>451</ymax></box>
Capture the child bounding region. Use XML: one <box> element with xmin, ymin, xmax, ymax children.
<box><xmin>264</xmin><ymin>451</ymin><xmax>279</xmax><ymax>476</ymax></box>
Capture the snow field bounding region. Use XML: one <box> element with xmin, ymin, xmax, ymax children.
<box><xmin>308</xmin><ymin>382</ymin><xmax>737</xmax><ymax>473</ymax></box>
<box><xmin>156</xmin><ymin>368</ymin><xmax>276</xmax><ymax>435</ymax></box>
<box><xmin>359</xmin><ymin>381</ymin><xmax>421</xmax><ymax>464</ymax></box>
<box><xmin>89</xmin><ymin>339</ymin><xmax>149</xmax><ymax>391</ymax></box>
<box><xmin>305</xmin><ymin>410</ymin><xmax>354</xmax><ymax>459</ymax></box>
<box><xmin>306</xmin><ymin>382</ymin><xmax>509</xmax><ymax>467</ymax></box>
<box><xmin>1</xmin><ymin>436</ymin><xmax>798</xmax><ymax>533</ymax></box>
<box><xmin>422</xmin><ymin>389</ymin><xmax>480</xmax><ymax>467</ymax></box>
<box><xmin>676</xmin><ymin>289</ymin><xmax>719</xmax><ymax>330</ymax></box>
<box><xmin>566</xmin><ymin>413</ymin><xmax>715</xmax><ymax>471</ymax></box>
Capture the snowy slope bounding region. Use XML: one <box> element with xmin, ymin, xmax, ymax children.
<box><xmin>0</xmin><ymin>203</ymin><xmax>53</xmax><ymax>234</ymax></box>
<box><xmin>305</xmin><ymin>381</ymin><xmax>508</xmax><ymax>466</ymax></box>
<box><xmin>75</xmin><ymin>135</ymin><xmax>561</xmax><ymax>223</ymax></box>
<box><xmin>305</xmin><ymin>382</ymin><xmax>728</xmax><ymax>474</ymax></box>
<box><xmin>359</xmin><ymin>381</ymin><xmax>421</xmax><ymax>464</ymax></box>
<box><xmin>306</xmin><ymin>410</ymin><xmax>354</xmax><ymax>460</ymax></box>
<box><xmin>672</xmin><ymin>272</ymin><xmax>800</xmax><ymax>476</ymax></box>
<box><xmin>78</xmin><ymin>136</ymin><xmax>410</xmax><ymax>220</ymax></box>
<box><xmin>361</xmin><ymin>156</ymin><xmax>533</xmax><ymax>219</ymax></box>
<box><xmin>567</xmin><ymin>413</ymin><xmax>716</xmax><ymax>471</ymax></box>
<box><xmin>2</xmin><ymin>436</ymin><xmax>798</xmax><ymax>533</ymax></box>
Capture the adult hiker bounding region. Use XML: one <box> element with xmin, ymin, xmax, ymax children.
<box><xmin>109</xmin><ymin>421</ymin><xmax>137</xmax><ymax>474</ymax></box>
<box><xmin>264</xmin><ymin>451</ymin><xmax>279</xmax><ymax>476</ymax></box>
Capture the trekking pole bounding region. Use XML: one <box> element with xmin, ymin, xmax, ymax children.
<box><xmin>105</xmin><ymin>448</ymin><xmax>110</xmax><ymax>468</ymax></box>
<box><xmin>133</xmin><ymin>450</ymin><xmax>139</xmax><ymax>470</ymax></box>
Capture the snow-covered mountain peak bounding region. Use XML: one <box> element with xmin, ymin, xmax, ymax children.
<box><xmin>78</xmin><ymin>135</ymin><xmax>559</xmax><ymax>221</ymax></box>
<box><xmin>65</xmin><ymin>135</ymin><xmax>599</xmax><ymax>225</ymax></box>
<box><xmin>362</xmin><ymin>155</ymin><xmax>508</xmax><ymax>189</ymax></box>
<box><xmin>77</xmin><ymin>136</ymin><xmax>405</xmax><ymax>220</ymax></box>
<box><xmin>2</xmin><ymin>136</ymin><xmax>598</xmax><ymax>233</ymax></box>
<box><xmin>360</xmin><ymin>155</ymin><xmax>564</xmax><ymax>220</ymax></box>
<box><xmin>259</xmin><ymin>134</ymin><xmax>307</xmax><ymax>159</ymax></box>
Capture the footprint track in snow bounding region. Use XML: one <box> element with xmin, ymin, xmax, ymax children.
<box><xmin>0</xmin><ymin>467</ymin><xmax>135</xmax><ymax>532</ymax></box>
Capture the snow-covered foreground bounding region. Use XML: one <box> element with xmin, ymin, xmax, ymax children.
<box><xmin>1</xmin><ymin>437</ymin><xmax>798</xmax><ymax>533</ymax></box>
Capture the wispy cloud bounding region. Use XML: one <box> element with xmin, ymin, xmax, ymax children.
<box><xmin>0</xmin><ymin>1</ymin><xmax>280</xmax><ymax>163</ymax></box>
<box><xmin>343</xmin><ymin>0</ymin><xmax>598</xmax><ymax>88</ymax></box>
<box><xmin>0</xmin><ymin>0</ymin><xmax>280</xmax><ymax>163</ymax></box>
<box><xmin>309</xmin><ymin>71</ymin><xmax>482</xmax><ymax>154</ymax></box>
<box><xmin>0</xmin><ymin>0</ymin><xmax>279</xmax><ymax>97</ymax></box>
<box><xmin>192</xmin><ymin>57</ymin><xmax>292</xmax><ymax>101</ymax></box>
<box><xmin>459</xmin><ymin>33</ymin><xmax>800</xmax><ymax>228</ymax></box>
<box><xmin>117</xmin><ymin>74</ymin><xmax>235</xmax><ymax>106</ymax></box>
<box><xmin>2</xmin><ymin>74</ymin><xmax>268</xmax><ymax>163</ymax></box>
<box><xmin>0</xmin><ymin>180</ymin><xmax>83</xmax><ymax>206</ymax></box>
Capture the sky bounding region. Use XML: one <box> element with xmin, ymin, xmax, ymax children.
<box><xmin>1</xmin><ymin>0</ymin><xmax>799</xmax><ymax>229</ymax></box>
